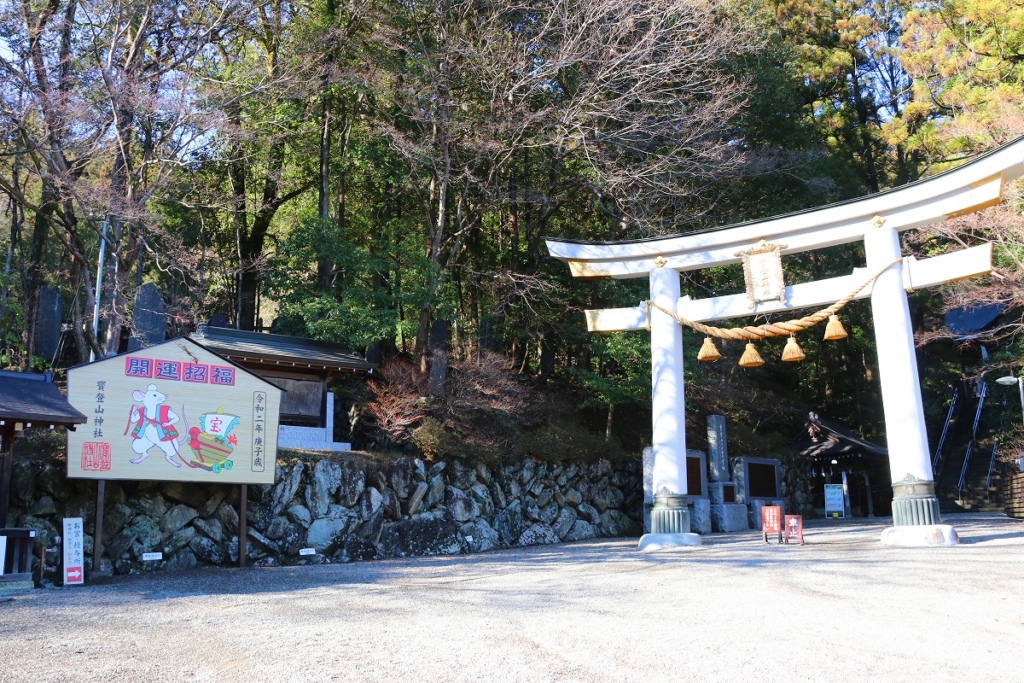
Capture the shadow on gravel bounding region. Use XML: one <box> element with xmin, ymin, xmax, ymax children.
<box><xmin>86</xmin><ymin>538</ymin><xmax>903</xmax><ymax>603</ymax></box>
<box><xmin>60</xmin><ymin>514</ymin><xmax>1024</xmax><ymax>603</ymax></box>
<box><xmin>958</xmin><ymin>528</ymin><xmax>1024</xmax><ymax>544</ymax></box>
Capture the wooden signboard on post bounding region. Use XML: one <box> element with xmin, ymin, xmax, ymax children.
<box><xmin>66</xmin><ymin>338</ymin><xmax>281</xmax><ymax>485</ymax></box>
<box><xmin>62</xmin><ymin>517</ymin><xmax>85</xmax><ymax>585</ymax></box>
<box><xmin>66</xmin><ymin>338</ymin><xmax>282</xmax><ymax>573</ymax></box>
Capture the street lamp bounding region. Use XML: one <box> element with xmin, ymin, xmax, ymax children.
<box><xmin>995</xmin><ymin>375</ymin><xmax>1024</xmax><ymax>425</ymax></box>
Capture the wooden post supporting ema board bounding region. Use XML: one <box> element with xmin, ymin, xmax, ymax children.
<box><xmin>92</xmin><ymin>480</ymin><xmax>105</xmax><ymax>578</ymax></box>
<box><xmin>0</xmin><ymin>423</ymin><xmax>15</xmax><ymax>528</ymax></box>
<box><xmin>239</xmin><ymin>484</ymin><xmax>247</xmax><ymax>568</ymax></box>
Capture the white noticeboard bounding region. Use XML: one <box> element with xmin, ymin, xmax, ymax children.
<box><xmin>63</xmin><ymin>517</ymin><xmax>85</xmax><ymax>585</ymax></box>
<box><xmin>0</xmin><ymin>537</ymin><xmax>6</xmax><ymax>577</ymax></box>
<box><xmin>824</xmin><ymin>484</ymin><xmax>845</xmax><ymax>519</ymax></box>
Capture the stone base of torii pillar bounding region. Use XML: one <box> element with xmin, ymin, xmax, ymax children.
<box><xmin>881</xmin><ymin>525</ymin><xmax>959</xmax><ymax>546</ymax></box>
<box><xmin>637</xmin><ymin>492</ymin><xmax>702</xmax><ymax>552</ymax></box>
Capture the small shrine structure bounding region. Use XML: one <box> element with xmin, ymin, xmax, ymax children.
<box><xmin>0</xmin><ymin>371</ymin><xmax>87</xmax><ymax>528</ymax></box>
<box><xmin>545</xmin><ymin>136</ymin><xmax>1024</xmax><ymax>548</ymax></box>
<box><xmin>191</xmin><ymin>325</ymin><xmax>375</xmax><ymax>451</ymax></box>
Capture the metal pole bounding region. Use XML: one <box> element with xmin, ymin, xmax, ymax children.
<box><xmin>841</xmin><ymin>470</ymin><xmax>851</xmax><ymax>518</ymax></box>
<box><xmin>90</xmin><ymin>221</ymin><xmax>108</xmax><ymax>362</ymax></box>
<box><xmin>1017</xmin><ymin>378</ymin><xmax>1024</xmax><ymax>425</ymax></box>
<box><xmin>239</xmin><ymin>484</ymin><xmax>247</xmax><ymax>568</ymax></box>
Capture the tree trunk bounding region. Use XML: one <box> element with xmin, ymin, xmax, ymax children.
<box><xmin>850</xmin><ymin>60</ymin><xmax>880</xmax><ymax>193</ymax></box>
<box><xmin>539</xmin><ymin>326</ymin><xmax>555</xmax><ymax>376</ymax></box>
<box><xmin>427</xmin><ymin>319</ymin><xmax>450</xmax><ymax>397</ymax></box>
<box><xmin>415</xmin><ymin>80</ymin><xmax>452</xmax><ymax>366</ymax></box>
<box><xmin>23</xmin><ymin>184</ymin><xmax>55</xmax><ymax>367</ymax></box>
<box><xmin>606</xmin><ymin>403</ymin><xmax>614</xmax><ymax>441</ymax></box>
<box><xmin>417</xmin><ymin>305</ymin><xmax>431</xmax><ymax>373</ymax></box>
<box><xmin>317</xmin><ymin>91</ymin><xmax>333</xmax><ymax>291</ymax></box>
<box><xmin>101</xmin><ymin>101</ymin><xmax>138</xmax><ymax>357</ymax></box>
<box><xmin>508</xmin><ymin>173</ymin><xmax>518</xmax><ymax>268</ymax></box>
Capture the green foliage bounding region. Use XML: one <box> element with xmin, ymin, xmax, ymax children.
<box><xmin>3</xmin><ymin>0</ymin><xmax>1023</xmax><ymax>467</ymax></box>
<box><xmin>260</xmin><ymin>211</ymin><xmax>431</xmax><ymax>349</ymax></box>
<box><xmin>573</xmin><ymin>333</ymin><xmax>651</xmax><ymax>411</ymax></box>
<box><xmin>518</xmin><ymin>424</ymin><xmax>627</xmax><ymax>463</ymax></box>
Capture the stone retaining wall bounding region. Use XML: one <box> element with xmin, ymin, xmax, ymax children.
<box><xmin>7</xmin><ymin>455</ymin><xmax>642</xmax><ymax>577</ymax></box>
<box><xmin>1008</xmin><ymin>473</ymin><xmax>1024</xmax><ymax>520</ymax></box>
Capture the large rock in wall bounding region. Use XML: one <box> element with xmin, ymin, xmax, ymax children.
<box><xmin>9</xmin><ymin>453</ymin><xmax>643</xmax><ymax>578</ymax></box>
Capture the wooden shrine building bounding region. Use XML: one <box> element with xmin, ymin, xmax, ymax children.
<box><xmin>190</xmin><ymin>325</ymin><xmax>376</xmax><ymax>451</ymax></box>
<box><xmin>0</xmin><ymin>370</ymin><xmax>87</xmax><ymax>528</ymax></box>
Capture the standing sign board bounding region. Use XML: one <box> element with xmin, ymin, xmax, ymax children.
<box><xmin>62</xmin><ymin>517</ymin><xmax>84</xmax><ymax>585</ymax></box>
<box><xmin>66</xmin><ymin>338</ymin><xmax>282</xmax><ymax>485</ymax></box>
<box><xmin>824</xmin><ymin>484</ymin><xmax>845</xmax><ymax>518</ymax></box>
<box><xmin>783</xmin><ymin>515</ymin><xmax>804</xmax><ymax>544</ymax></box>
<box><xmin>761</xmin><ymin>505</ymin><xmax>782</xmax><ymax>543</ymax></box>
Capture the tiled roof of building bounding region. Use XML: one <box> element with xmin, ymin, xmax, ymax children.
<box><xmin>795</xmin><ymin>412</ymin><xmax>888</xmax><ymax>460</ymax></box>
<box><xmin>0</xmin><ymin>370</ymin><xmax>88</xmax><ymax>425</ymax></box>
<box><xmin>190</xmin><ymin>325</ymin><xmax>376</xmax><ymax>374</ymax></box>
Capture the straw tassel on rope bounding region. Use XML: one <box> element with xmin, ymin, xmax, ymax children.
<box><xmin>781</xmin><ymin>335</ymin><xmax>805</xmax><ymax>362</ymax></box>
<box><xmin>823</xmin><ymin>314</ymin><xmax>848</xmax><ymax>341</ymax></box>
<box><xmin>697</xmin><ymin>337</ymin><xmax>721</xmax><ymax>362</ymax></box>
<box><xmin>739</xmin><ymin>343</ymin><xmax>764</xmax><ymax>368</ymax></box>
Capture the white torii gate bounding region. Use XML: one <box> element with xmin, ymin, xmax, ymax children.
<box><xmin>545</xmin><ymin>137</ymin><xmax>1024</xmax><ymax>548</ymax></box>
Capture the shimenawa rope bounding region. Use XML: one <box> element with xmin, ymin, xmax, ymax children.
<box><xmin>645</xmin><ymin>257</ymin><xmax>904</xmax><ymax>340</ymax></box>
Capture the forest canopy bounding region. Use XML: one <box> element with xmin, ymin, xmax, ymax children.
<box><xmin>1</xmin><ymin>0</ymin><xmax>1023</xmax><ymax>456</ymax></box>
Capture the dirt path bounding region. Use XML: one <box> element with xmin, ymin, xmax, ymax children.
<box><xmin>2</xmin><ymin>513</ymin><xmax>1022</xmax><ymax>682</ymax></box>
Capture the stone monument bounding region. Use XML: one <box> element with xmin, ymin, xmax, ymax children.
<box><xmin>35</xmin><ymin>286</ymin><xmax>62</xmax><ymax>363</ymax></box>
<box><xmin>706</xmin><ymin>415</ymin><xmax>749</xmax><ymax>532</ymax></box>
<box><xmin>732</xmin><ymin>456</ymin><xmax>786</xmax><ymax>527</ymax></box>
<box><xmin>127</xmin><ymin>283</ymin><xmax>167</xmax><ymax>351</ymax></box>
<box><xmin>686</xmin><ymin>450</ymin><xmax>711</xmax><ymax>534</ymax></box>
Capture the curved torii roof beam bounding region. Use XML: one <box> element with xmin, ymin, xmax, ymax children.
<box><xmin>545</xmin><ymin>136</ymin><xmax>1024</xmax><ymax>279</ymax></box>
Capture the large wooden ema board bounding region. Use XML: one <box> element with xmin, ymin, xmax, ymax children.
<box><xmin>67</xmin><ymin>337</ymin><xmax>281</xmax><ymax>485</ymax></box>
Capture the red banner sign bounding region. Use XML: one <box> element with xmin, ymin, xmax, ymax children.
<box><xmin>761</xmin><ymin>505</ymin><xmax>782</xmax><ymax>543</ymax></box>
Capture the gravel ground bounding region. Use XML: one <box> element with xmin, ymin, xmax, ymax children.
<box><xmin>2</xmin><ymin>512</ymin><xmax>1022</xmax><ymax>683</ymax></box>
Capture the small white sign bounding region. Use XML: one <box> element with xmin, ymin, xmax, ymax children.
<box><xmin>142</xmin><ymin>552</ymin><xmax>163</xmax><ymax>562</ymax></box>
<box><xmin>0</xmin><ymin>538</ymin><xmax>6</xmax><ymax>577</ymax></box>
<box><xmin>464</xmin><ymin>536</ymin><xmax>473</xmax><ymax>543</ymax></box>
<box><xmin>824</xmin><ymin>484</ymin><xmax>845</xmax><ymax>519</ymax></box>
<box><xmin>62</xmin><ymin>517</ymin><xmax>85</xmax><ymax>585</ymax></box>
<box><xmin>298</xmin><ymin>547</ymin><xmax>316</xmax><ymax>556</ymax></box>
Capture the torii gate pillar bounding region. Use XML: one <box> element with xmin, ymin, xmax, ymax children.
<box><xmin>866</xmin><ymin>225</ymin><xmax>954</xmax><ymax>544</ymax></box>
<box><xmin>646</xmin><ymin>266</ymin><xmax>700</xmax><ymax>547</ymax></box>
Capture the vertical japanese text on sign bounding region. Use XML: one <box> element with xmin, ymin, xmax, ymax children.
<box><xmin>252</xmin><ymin>391</ymin><xmax>266</xmax><ymax>472</ymax></box>
<box><xmin>762</xmin><ymin>505</ymin><xmax>782</xmax><ymax>543</ymax></box>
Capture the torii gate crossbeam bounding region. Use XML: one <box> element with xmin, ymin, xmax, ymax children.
<box><xmin>545</xmin><ymin>137</ymin><xmax>1024</xmax><ymax>548</ymax></box>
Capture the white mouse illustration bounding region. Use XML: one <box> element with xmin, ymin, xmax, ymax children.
<box><xmin>126</xmin><ymin>384</ymin><xmax>183</xmax><ymax>468</ymax></box>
